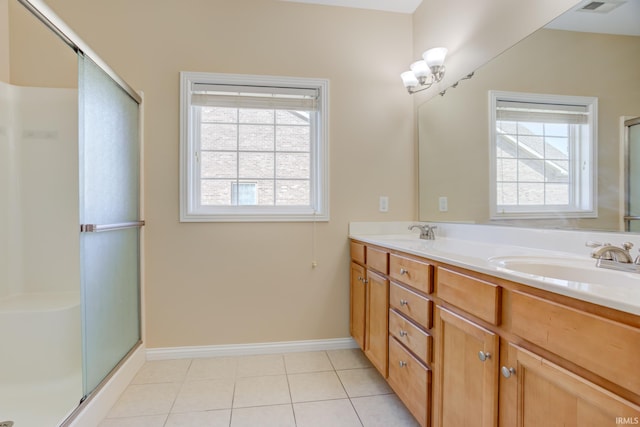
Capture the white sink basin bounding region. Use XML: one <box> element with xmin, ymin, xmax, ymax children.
<box><xmin>489</xmin><ymin>256</ymin><xmax>640</xmax><ymax>287</ymax></box>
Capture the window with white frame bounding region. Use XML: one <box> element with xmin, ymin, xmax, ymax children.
<box><xmin>489</xmin><ymin>91</ymin><xmax>597</xmax><ymax>219</ymax></box>
<box><xmin>180</xmin><ymin>72</ymin><xmax>329</xmax><ymax>222</ymax></box>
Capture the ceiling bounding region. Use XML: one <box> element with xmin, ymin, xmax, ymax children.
<box><xmin>278</xmin><ymin>0</ymin><xmax>640</xmax><ymax>40</ymax></box>
<box><xmin>279</xmin><ymin>0</ymin><xmax>640</xmax><ymax>32</ymax></box>
<box><xmin>546</xmin><ymin>0</ymin><xmax>640</xmax><ymax>36</ymax></box>
<box><xmin>279</xmin><ymin>0</ymin><xmax>423</xmax><ymax>14</ymax></box>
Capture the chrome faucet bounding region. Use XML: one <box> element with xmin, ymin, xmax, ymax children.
<box><xmin>587</xmin><ymin>241</ymin><xmax>634</xmax><ymax>263</ymax></box>
<box><xmin>408</xmin><ymin>224</ymin><xmax>437</xmax><ymax>240</ymax></box>
<box><xmin>586</xmin><ymin>241</ymin><xmax>640</xmax><ymax>272</ymax></box>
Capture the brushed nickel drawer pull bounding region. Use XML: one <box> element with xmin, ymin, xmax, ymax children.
<box><xmin>478</xmin><ymin>351</ymin><xmax>491</xmax><ymax>362</ymax></box>
<box><xmin>501</xmin><ymin>366</ymin><xmax>516</xmax><ymax>378</ymax></box>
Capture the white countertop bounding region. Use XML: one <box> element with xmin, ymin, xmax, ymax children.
<box><xmin>349</xmin><ymin>222</ymin><xmax>640</xmax><ymax>316</ymax></box>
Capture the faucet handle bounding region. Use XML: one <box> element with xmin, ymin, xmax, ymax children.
<box><xmin>622</xmin><ymin>242</ymin><xmax>634</xmax><ymax>251</ymax></box>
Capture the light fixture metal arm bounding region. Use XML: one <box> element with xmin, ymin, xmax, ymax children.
<box><xmin>405</xmin><ymin>68</ymin><xmax>445</xmax><ymax>94</ymax></box>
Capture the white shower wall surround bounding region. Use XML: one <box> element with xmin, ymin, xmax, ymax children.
<box><xmin>0</xmin><ymin>80</ymin><xmax>81</xmax><ymax>427</ymax></box>
<box><xmin>0</xmin><ymin>80</ymin><xmax>79</xmax><ymax>298</ymax></box>
<box><xmin>0</xmin><ymin>292</ymin><xmax>81</xmax><ymax>427</ymax></box>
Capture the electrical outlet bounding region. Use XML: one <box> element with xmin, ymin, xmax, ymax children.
<box><xmin>439</xmin><ymin>196</ymin><xmax>448</xmax><ymax>212</ymax></box>
<box><xmin>379</xmin><ymin>196</ymin><xmax>389</xmax><ymax>212</ymax></box>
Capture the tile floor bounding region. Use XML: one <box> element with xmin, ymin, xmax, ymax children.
<box><xmin>99</xmin><ymin>348</ymin><xmax>420</xmax><ymax>427</ymax></box>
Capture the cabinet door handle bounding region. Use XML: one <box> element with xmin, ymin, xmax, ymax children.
<box><xmin>478</xmin><ymin>351</ymin><xmax>491</xmax><ymax>362</ymax></box>
<box><xmin>399</xmin><ymin>330</ymin><xmax>408</xmax><ymax>337</ymax></box>
<box><xmin>363</xmin><ymin>279</ymin><xmax>369</xmax><ymax>284</ymax></box>
<box><xmin>501</xmin><ymin>366</ymin><xmax>516</xmax><ymax>378</ymax></box>
<box><xmin>400</xmin><ymin>299</ymin><xmax>409</xmax><ymax>306</ymax></box>
<box><xmin>357</xmin><ymin>276</ymin><xmax>363</xmax><ymax>282</ymax></box>
<box><xmin>399</xmin><ymin>361</ymin><xmax>407</xmax><ymax>368</ymax></box>
<box><xmin>400</xmin><ymin>268</ymin><xmax>409</xmax><ymax>275</ymax></box>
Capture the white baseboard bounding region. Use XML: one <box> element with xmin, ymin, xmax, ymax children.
<box><xmin>146</xmin><ymin>337</ymin><xmax>358</xmax><ymax>361</ymax></box>
<box><xmin>63</xmin><ymin>344</ymin><xmax>146</xmax><ymax>427</ymax></box>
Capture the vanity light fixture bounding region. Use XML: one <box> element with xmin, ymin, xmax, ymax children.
<box><xmin>400</xmin><ymin>47</ymin><xmax>447</xmax><ymax>94</ymax></box>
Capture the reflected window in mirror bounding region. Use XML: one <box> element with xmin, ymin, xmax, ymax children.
<box><xmin>489</xmin><ymin>91</ymin><xmax>598</xmax><ymax>220</ymax></box>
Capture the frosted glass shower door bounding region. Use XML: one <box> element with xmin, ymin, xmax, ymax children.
<box><xmin>79</xmin><ymin>55</ymin><xmax>142</xmax><ymax>396</ymax></box>
<box><xmin>626</xmin><ymin>119</ymin><xmax>640</xmax><ymax>232</ymax></box>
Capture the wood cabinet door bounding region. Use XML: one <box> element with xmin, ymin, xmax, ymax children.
<box><xmin>434</xmin><ymin>306</ymin><xmax>499</xmax><ymax>427</ymax></box>
<box><xmin>365</xmin><ymin>270</ymin><xmax>389</xmax><ymax>377</ymax></box>
<box><xmin>500</xmin><ymin>343</ymin><xmax>640</xmax><ymax>427</ymax></box>
<box><xmin>350</xmin><ymin>262</ymin><xmax>366</xmax><ymax>350</ymax></box>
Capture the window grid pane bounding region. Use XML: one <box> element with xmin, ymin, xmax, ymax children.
<box><xmin>231</xmin><ymin>182</ymin><xmax>257</xmax><ymax>205</ymax></box>
<box><xmin>199</xmin><ymin>106</ymin><xmax>311</xmax><ymax>207</ymax></box>
<box><xmin>496</xmin><ymin>119</ymin><xmax>573</xmax><ymax>208</ymax></box>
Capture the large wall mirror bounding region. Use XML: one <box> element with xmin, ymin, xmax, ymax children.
<box><xmin>418</xmin><ymin>0</ymin><xmax>640</xmax><ymax>232</ymax></box>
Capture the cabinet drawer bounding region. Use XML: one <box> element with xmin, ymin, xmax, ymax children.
<box><xmin>437</xmin><ymin>267</ymin><xmax>501</xmax><ymax>325</ymax></box>
<box><xmin>510</xmin><ymin>290</ymin><xmax>640</xmax><ymax>396</ymax></box>
<box><xmin>389</xmin><ymin>310</ymin><xmax>432</xmax><ymax>365</ymax></box>
<box><xmin>388</xmin><ymin>336</ymin><xmax>430</xmax><ymax>427</ymax></box>
<box><xmin>390</xmin><ymin>282</ymin><xmax>432</xmax><ymax>329</ymax></box>
<box><xmin>350</xmin><ymin>241</ymin><xmax>365</xmax><ymax>264</ymax></box>
<box><xmin>367</xmin><ymin>246</ymin><xmax>389</xmax><ymax>274</ymax></box>
<box><xmin>389</xmin><ymin>254</ymin><xmax>432</xmax><ymax>294</ymax></box>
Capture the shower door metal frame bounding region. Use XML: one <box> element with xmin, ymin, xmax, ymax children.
<box><xmin>17</xmin><ymin>0</ymin><xmax>141</xmax><ymax>105</ymax></box>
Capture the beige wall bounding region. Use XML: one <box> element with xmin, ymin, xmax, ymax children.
<box><xmin>418</xmin><ymin>29</ymin><xmax>640</xmax><ymax>230</ymax></box>
<box><xmin>9</xmin><ymin>0</ymin><xmax>76</xmax><ymax>88</ymax></box>
<box><xmin>44</xmin><ymin>0</ymin><xmax>416</xmax><ymax>347</ymax></box>
<box><xmin>0</xmin><ymin>0</ymin><xmax>8</xmax><ymax>82</ymax></box>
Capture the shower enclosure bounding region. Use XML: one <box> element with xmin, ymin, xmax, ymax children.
<box><xmin>626</xmin><ymin>117</ymin><xmax>640</xmax><ymax>232</ymax></box>
<box><xmin>0</xmin><ymin>1</ymin><xmax>143</xmax><ymax>425</ymax></box>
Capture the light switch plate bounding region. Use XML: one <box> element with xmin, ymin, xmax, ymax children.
<box><xmin>439</xmin><ymin>196</ymin><xmax>448</xmax><ymax>212</ymax></box>
<box><xmin>379</xmin><ymin>196</ymin><xmax>389</xmax><ymax>212</ymax></box>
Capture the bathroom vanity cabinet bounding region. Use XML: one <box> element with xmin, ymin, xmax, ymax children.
<box><xmin>350</xmin><ymin>241</ymin><xmax>434</xmax><ymax>426</ymax></box>
<box><xmin>349</xmin><ymin>239</ymin><xmax>640</xmax><ymax>427</ymax></box>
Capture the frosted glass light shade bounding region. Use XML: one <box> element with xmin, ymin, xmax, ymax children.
<box><xmin>423</xmin><ymin>47</ymin><xmax>448</xmax><ymax>68</ymax></box>
<box><xmin>400</xmin><ymin>71</ymin><xmax>419</xmax><ymax>88</ymax></box>
<box><xmin>410</xmin><ymin>60</ymin><xmax>431</xmax><ymax>79</ymax></box>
